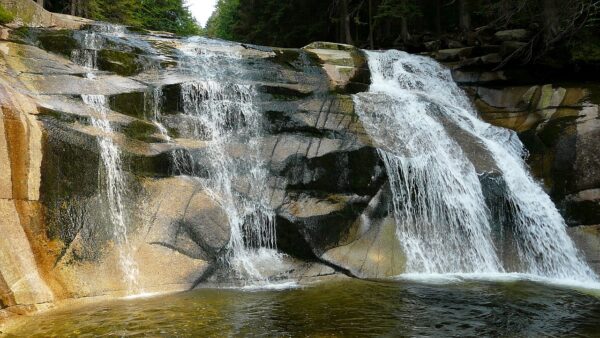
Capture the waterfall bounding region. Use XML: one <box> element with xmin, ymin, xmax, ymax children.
<box><xmin>145</xmin><ymin>86</ymin><xmax>170</xmax><ymax>139</ymax></box>
<box><xmin>175</xmin><ymin>39</ymin><xmax>283</xmax><ymax>282</ymax></box>
<box><xmin>82</xmin><ymin>95</ymin><xmax>140</xmax><ymax>293</ymax></box>
<box><xmin>71</xmin><ymin>23</ymin><xmax>125</xmax><ymax>78</ymax></box>
<box><xmin>354</xmin><ymin>50</ymin><xmax>597</xmax><ymax>282</ymax></box>
<box><xmin>74</xmin><ymin>24</ymin><xmax>140</xmax><ymax>293</ymax></box>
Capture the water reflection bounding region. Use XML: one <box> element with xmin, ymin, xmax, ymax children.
<box><xmin>6</xmin><ymin>279</ymin><xmax>600</xmax><ymax>337</ymax></box>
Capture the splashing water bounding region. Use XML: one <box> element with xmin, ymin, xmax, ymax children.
<box><xmin>176</xmin><ymin>40</ymin><xmax>283</xmax><ymax>282</ymax></box>
<box><xmin>71</xmin><ymin>23</ymin><xmax>126</xmax><ymax>78</ymax></box>
<box><xmin>144</xmin><ymin>86</ymin><xmax>170</xmax><ymax>139</ymax></box>
<box><xmin>73</xmin><ymin>24</ymin><xmax>141</xmax><ymax>293</ymax></box>
<box><xmin>354</xmin><ymin>50</ymin><xmax>597</xmax><ymax>282</ymax></box>
<box><xmin>82</xmin><ymin>95</ymin><xmax>140</xmax><ymax>293</ymax></box>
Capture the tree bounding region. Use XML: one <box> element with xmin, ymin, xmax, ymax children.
<box><xmin>43</xmin><ymin>0</ymin><xmax>200</xmax><ymax>36</ymax></box>
<box><xmin>368</xmin><ymin>0</ymin><xmax>375</xmax><ymax>48</ymax></box>
<box><xmin>139</xmin><ymin>0</ymin><xmax>199</xmax><ymax>35</ymax></box>
<box><xmin>458</xmin><ymin>0</ymin><xmax>470</xmax><ymax>31</ymax></box>
<box><xmin>338</xmin><ymin>0</ymin><xmax>354</xmax><ymax>44</ymax></box>
<box><xmin>206</xmin><ymin>0</ymin><xmax>240</xmax><ymax>40</ymax></box>
<box><xmin>376</xmin><ymin>0</ymin><xmax>419</xmax><ymax>44</ymax></box>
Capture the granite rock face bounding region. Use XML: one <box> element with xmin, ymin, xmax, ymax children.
<box><xmin>0</xmin><ymin>2</ymin><xmax>599</xmax><ymax>321</ymax></box>
<box><xmin>459</xmin><ymin>78</ymin><xmax>600</xmax><ymax>276</ymax></box>
<box><xmin>0</xmin><ymin>13</ymin><xmax>394</xmax><ymax>315</ymax></box>
<box><xmin>462</xmin><ymin>83</ymin><xmax>600</xmax><ymax>227</ymax></box>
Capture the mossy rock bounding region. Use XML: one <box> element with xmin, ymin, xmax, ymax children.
<box><xmin>0</xmin><ymin>4</ymin><xmax>14</xmax><ymax>24</ymax></box>
<box><xmin>97</xmin><ymin>49</ymin><xmax>142</xmax><ymax>76</ymax></box>
<box><xmin>19</xmin><ymin>28</ymin><xmax>80</xmax><ymax>58</ymax></box>
<box><xmin>108</xmin><ymin>91</ymin><xmax>146</xmax><ymax>119</ymax></box>
<box><xmin>122</xmin><ymin>120</ymin><xmax>165</xmax><ymax>142</ymax></box>
<box><xmin>303</xmin><ymin>42</ymin><xmax>356</xmax><ymax>51</ymax></box>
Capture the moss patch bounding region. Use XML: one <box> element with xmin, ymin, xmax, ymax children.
<box><xmin>0</xmin><ymin>4</ymin><xmax>15</xmax><ymax>24</ymax></box>
<box><xmin>97</xmin><ymin>49</ymin><xmax>142</xmax><ymax>76</ymax></box>
<box><xmin>122</xmin><ymin>120</ymin><xmax>161</xmax><ymax>142</ymax></box>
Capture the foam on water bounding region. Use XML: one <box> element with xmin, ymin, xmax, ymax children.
<box><xmin>354</xmin><ymin>49</ymin><xmax>598</xmax><ymax>283</ymax></box>
<box><xmin>398</xmin><ymin>272</ymin><xmax>600</xmax><ymax>291</ymax></box>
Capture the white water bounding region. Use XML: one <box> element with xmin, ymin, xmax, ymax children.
<box><xmin>145</xmin><ymin>86</ymin><xmax>170</xmax><ymax>139</ymax></box>
<box><xmin>82</xmin><ymin>95</ymin><xmax>140</xmax><ymax>293</ymax></box>
<box><xmin>74</xmin><ymin>24</ymin><xmax>141</xmax><ymax>293</ymax></box>
<box><xmin>71</xmin><ymin>23</ymin><xmax>125</xmax><ymax>78</ymax></box>
<box><xmin>176</xmin><ymin>40</ymin><xmax>285</xmax><ymax>282</ymax></box>
<box><xmin>354</xmin><ymin>50</ymin><xmax>597</xmax><ymax>282</ymax></box>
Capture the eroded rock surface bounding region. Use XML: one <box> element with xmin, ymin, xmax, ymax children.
<box><xmin>0</xmin><ymin>13</ymin><xmax>390</xmax><ymax>317</ymax></box>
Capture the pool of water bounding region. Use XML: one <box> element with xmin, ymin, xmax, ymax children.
<box><xmin>4</xmin><ymin>278</ymin><xmax>600</xmax><ymax>337</ymax></box>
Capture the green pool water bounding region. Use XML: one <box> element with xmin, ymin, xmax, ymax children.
<box><xmin>4</xmin><ymin>277</ymin><xmax>600</xmax><ymax>337</ymax></box>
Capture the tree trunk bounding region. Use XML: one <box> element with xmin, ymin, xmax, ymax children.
<box><xmin>70</xmin><ymin>0</ymin><xmax>77</xmax><ymax>16</ymax></box>
<box><xmin>458</xmin><ymin>0</ymin><xmax>471</xmax><ymax>32</ymax></box>
<box><xmin>543</xmin><ymin>0</ymin><xmax>559</xmax><ymax>41</ymax></box>
<box><xmin>435</xmin><ymin>0</ymin><xmax>442</xmax><ymax>36</ymax></box>
<box><xmin>339</xmin><ymin>0</ymin><xmax>354</xmax><ymax>45</ymax></box>
<box><xmin>400</xmin><ymin>0</ymin><xmax>409</xmax><ymax>43</ymax></box>
<box><xmin>36</xmin><ymin>0</ymin><xmax>44</xmax><ymax>7</ymax></box>
<box><xmin>368</xmin><ymin>0</ymin><xmax>374</xmax><ymax>49</ymax></box>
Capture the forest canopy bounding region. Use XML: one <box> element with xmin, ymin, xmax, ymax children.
<box><xmin>39</xmin><ymin>0</ymin><xmax>201</xmax><ymax>35</ymax></box>
<box><xmin>206</xmin><ymin>0</ymin><xmax>600</xmax><ymax>66</ymax></box>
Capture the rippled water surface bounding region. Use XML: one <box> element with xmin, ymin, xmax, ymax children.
<box><xmin>5</xmin><ymin>278</ymin><xmax>600</xmax><ymax>337</ymax></box>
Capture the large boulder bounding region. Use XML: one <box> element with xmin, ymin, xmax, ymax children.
<box><xmin>567</xmin><ymin>225</ymin><xmax>600</xmax><ymax>274</ymax></box>
<box><xmin>466</xmin><ymin>82</ymin><xmax>600</xmax><ymax>226</ymax></box>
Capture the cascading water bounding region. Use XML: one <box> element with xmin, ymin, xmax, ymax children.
<box><xmin>82</xmin><ymin>95</ymin><xmax>140</xmax><ymax>293</ymax></box>
<box><xmin>175</xmin><ymin>40</ymin><xmax>283</xmax><ymax>282</ymax></box>
<box><xmin>74</xmin><ymin>24</ymin><xmax>141</xmax><ymax>293</ymax></box>
<box><xmin>354</xmin><ymin>50</ymin><xmax>597</xmax><ymax>282</ymax></box>
<box><xmin>71</xmin><ymin>24</ymin><xmax>125</xmax><ymax>78</ymax></box>
<box><xmin>145</xmin><ymin>86</ymin><xmax>170</xmax><ymax>139</ymax></box>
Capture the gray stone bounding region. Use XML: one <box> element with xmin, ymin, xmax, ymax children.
<box><xmin>495</xmin><ymin>29</ymin><xmax>531</xmax><ymax>42</ymax></box>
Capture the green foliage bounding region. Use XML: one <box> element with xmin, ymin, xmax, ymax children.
<box><xmin>0</xmin><ymin>4</ymin><xmax>15</xmax><ymax>24</ymax></box>
<box><xmin>138</xmin><ymin>0</ymin><xmax>201</xmax><ymax>36</ymax></box>
<box><xmin>375</xmin><ymin>0</ymin><xmax>420</xmax><ymax>20</ymax></box>
<box><xmin>206</xmin><ymin>0</ymin><xmax>331</xmax><ymax>47</ymax></box>
<box><xmin>43</xmin><ymin>0</ymin><xmax>201</xmax><ymax>36</ymax></box>
<box><xmin>206</xmin><ymin>0</ymin><xmax>240</xmax><ymax>41</ymax></box>
<box><xmin>570</xmin><ymin>29</ymin><xmax>600</xmax><ymax>63</ymax></box>
<box><xmin>91</xmin><ymin>0</ymin><xmax>142</xmax><ymax>28</ymax></box>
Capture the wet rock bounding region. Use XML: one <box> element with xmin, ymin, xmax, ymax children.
<box><xmin>424</xmin><ymin>40</ymin><xmax>441</xmax><ymax>51</ymax></box>
<box><xmin>303</xmin><ymin>42</ymin><xmax>369</xmax><ymax>93</ymax></box>
<box><xmin>435</xmin><ymin>47</ymin><xmax>474</xmax><ymax>62</ymax></box>
<box><xmin>567</xmin><ymin>225</ymin><xmax>600</xmax><ymax>274</ymax></box>
<box><xmin>470</xmin><ymin>81</ymin><xmax>600</xmax><ymax>225</ymax></box>
<box><xmin>495</xmin><ymin>29</ymin><xmax>531</xmax><ymax>42</ymax></box>
<box><xmin>500</xmin><ymin>41</ymin><xmax>528</xmax><ymax>56</ymax></box>
<box><xmin>321</xmin><ymin>185</ymin><xmax>406</xmax><ymax>278</ymax></box>
<box><xmin>447</xmin><ymin>40</ymin><xmax>464</xmax><ymax>49</ymax></box>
